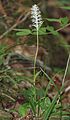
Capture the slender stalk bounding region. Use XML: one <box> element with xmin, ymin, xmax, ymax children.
<box><xmin>33</xmin><ymin>29</ymin><xmax>39</xmax><ymax>118</ymax></box>
<box><xmin>2</xmin><ymin>93</ymin><xmax>15</xmax><ymax>101</ymax></box>
<box><xmin>62</xmin><ymin>54</ymin><xmax>70</xmax><ymax>85</ymax></box>
<box><xmin>34</xmin><ymin>29</ymin><xmax>39</xmax><ymax>84</ymax></box>
<box><xmin>31</xmin><ymin>4</ymin><xmax>43</xmax><ymax>118</ymax></box>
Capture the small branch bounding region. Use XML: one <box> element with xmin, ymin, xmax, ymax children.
<box><xmin>47</xmin><ymin>22</ymin><xmax>70</xmax><ymax>35</ymax></box>
<box><xmin>0</xmin><ymin>2</ymin><xmax>41</xmax><ymax>40</ymax></box>
<box><xmin>56</xmin><ymin>22</ymin><xmax>70</xmax><ymax>32</ymax></box>
<box><xmin>1</xmin><ymin>93</ymin><xmax>15</xmax><ymax>102</ymax></box>
<box><xmin>0</xmin><ymin>11</ymin><xmax>30</xmax><ymax>39</ymax></box>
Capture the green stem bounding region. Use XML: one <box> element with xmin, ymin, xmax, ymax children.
<box><xmin>33</xmin><ymin>28</ymin><xmax>39</xmax><ymax>118</ymax></box>
<box><xmin>34</xmin><ymin>29</ymin><xmax>39</xmax><ymax>84</ymax></box>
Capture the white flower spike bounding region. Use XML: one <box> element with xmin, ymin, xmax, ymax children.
<box><xmin>31</xmin><ymin>4</ymin><xmax>43</xmax><ymax>30</ymax></box>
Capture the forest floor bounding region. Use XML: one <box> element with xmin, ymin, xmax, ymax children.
<box><xmin>0</xmin><ymin>0</ymin><xmax>70</xmax><ymax>120</ymax></box>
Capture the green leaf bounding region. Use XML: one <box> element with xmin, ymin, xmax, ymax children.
<box><xmin>16</xmin><ymin>29</ymin><xmax>31</xmax><ymax>36</ymax></box>
<box><xmin>60</xmin><ymin>17</ymin><xmax>69</xmax><ymax>27</ymax></box>
<box><xmin>18</xmin><ymin>103</ymin><xmax>30</xmax><ymax>117</ymax></box>
<box><xmin>36</xmin><ymin>88</ymin><xmax>45</xmax><ymax>98</ymax></box>
<box><xmin>23</xmin><ymin>87</ymin><xmax>36</xmax><ymax>114</ymax></box>
<box><xmin>0</xmin><ymin>44</ymin><xmax>7</xmax><ymax>55</ymax></box>
<box><xmin>34</xmin><ymin>70</ymin><xmax>41</xmax><ymax>80</ymax></box>
<box><xmin>61</xmin><ymin>6</ymin><xmax>70</xmax><ymax>10</ymax></box>
<box><xmin>32</xmin><ymin>27</ymin><xmax>47</xmax><ymax>35</ymax></box>
<box><xmin>46</xmin><ymin>26</ymin><xmax>59</xmax><ymax>36</ymax></box>
<box><xmin>29</xmin><ymin>98</ymin><xmax>36</xmax><ymax>114</ymax></box>
<box><xmin>46</xmin><ymin>18</ymin><xmax>61</xmax><ymax>23</ymax></box>
<box><xmin>63</xmin><ymin>116</ymin><xmax>70</xmax><ymax>120</ymax></box>
<box><xmin>38</xmin><ymin>27</ymin><xmax>47</xmax><ymax>35</ymax></box>
<box><xmin>46</xmin><ymin>25</ymin><xmax>54</xmax><ymax>32</ymax></box>
<box><xmin>32</xmin><ymin>26</ymin><xmax>59</xmax><ymax>36</ymax></box>
<box><xmin>23</xmin><ymin>87</ymin><xmax>35</xmax><ymax>99</ymax></box>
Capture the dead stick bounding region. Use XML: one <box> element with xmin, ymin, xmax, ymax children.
<box><xmin>0</xmin><ymin>11</ymin><xmax>30</xmax><ymax>39</ymax></box>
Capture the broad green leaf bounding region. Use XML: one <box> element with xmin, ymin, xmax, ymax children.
<box><xmin>46</xmin><ymin>26</ymin><xmax>59</xmax><ymax>36</ymax></box>
<box><xmin>51</xmin><ymin>30</ymin><xmax>59</xmax><ymax>36</ymax></box>
<box><xmin>62</xmin><ymin>116</ymin><xmax>70</xmax><ymax>120</ymax></box>
<box><xmin>32</xmin><ymin>27</ymin><xmax>47</xmax><ymax>35</ymax></box>
<box><xmin>46</xmin><ymin>18</ymin><xmax>61</xmax><ymax>23</ymax></box>
<box><xmin>61</xmin><ymin>44</ymin><xmax>70</xmax><ymax>48</ymax></box>
<box><xmin>18</xmin><ymin>103</ymin><xmax>30</xmax><ymax>117</ymax></box>
<box><xmin>46</xmin><ymin>26</ymin><xmax>54</xmax><ymax>31</ymax></box>
<box><xmin>32</xmin><ymin>26</ymin><xmax>59</xmax><ymax>36</ymax></box>
<box><xmin>60</xmin><ymin>17</ymin><xmax>69</xmax><ymax>27</ymax></box>
<box><xmin>16</xmin><ymin>29</ymin><xmax>31</xmax><ymax>36</ymax></box>
<box><xmin>61</xmin><ymin>6</ymin><xmax>70</xmax><ymax>10</ymax></box>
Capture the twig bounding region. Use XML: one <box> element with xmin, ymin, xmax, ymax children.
<box><xmin>56</xmin><ymin>22</ymin><xmax>70</xmax><ymax>32</ymax></box>
<box><xmin>0</xmin><ymin>11</ymin><xmax>30</xmax><ymax>39</ymax></box>
<box><xmin>0</xmin><ymin>3</ymin><xmax>70</xmax><ymax>40</ymax></box>
<box><xmin>1</xmin><ymin>93</ymin><xmax>15</xmax><ymax>101</ymax></box>
<box><xmin>47</xmin><ymin>22</ymin><xmax>70</xmax><ymax>35</ymax></box>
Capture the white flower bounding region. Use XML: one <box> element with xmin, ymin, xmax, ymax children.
<box><xmin>31</xmin><ymin>4</ymin><xmax>43</xmax><ymax>30</ymax></box>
